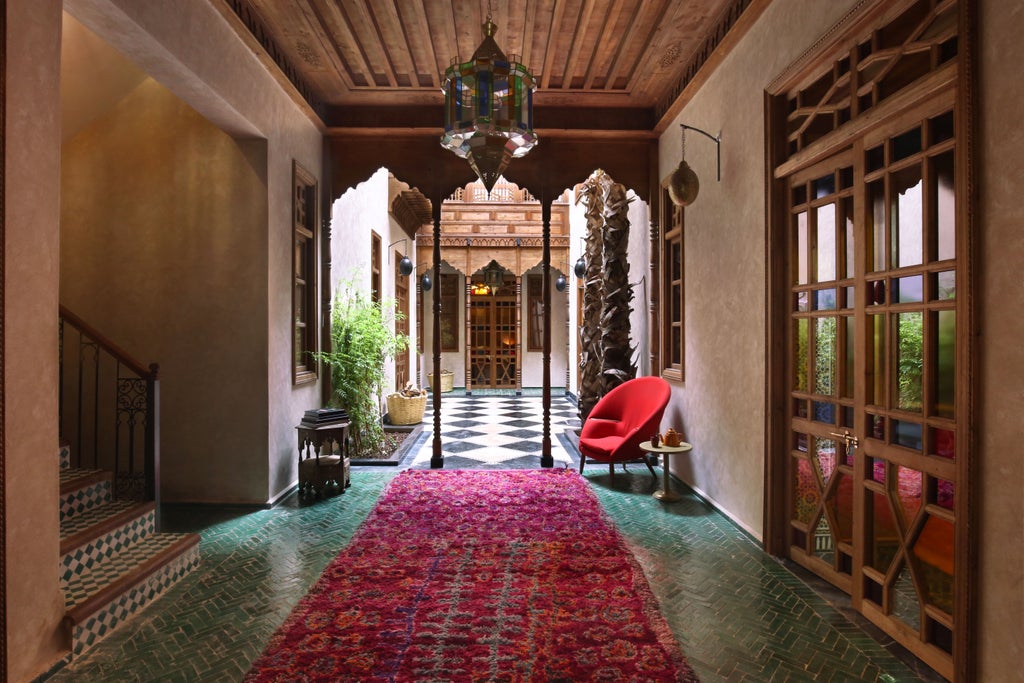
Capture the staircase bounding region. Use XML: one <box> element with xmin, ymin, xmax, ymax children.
<box><xmin>59</xmin><ymin>446</ymin><xmax>201</xmax><ymax>657</ymax></box>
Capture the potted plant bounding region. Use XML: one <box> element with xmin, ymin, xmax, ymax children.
<box><xmin>317</xmin><ymin>280</ymin><xmax>408</xmax><ymax>457</ymax></box>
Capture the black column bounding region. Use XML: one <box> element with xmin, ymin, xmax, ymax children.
<box><xmin>541</xmin><ymin>198</ymin><xmax>553</xmax><ymax>467</ymax></box>
<box><xmin>430</xmin><ymin>197</ymin><xmax>443</xmax><ymax>468</ymax></box>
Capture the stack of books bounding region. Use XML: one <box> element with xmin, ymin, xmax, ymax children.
<box><xmin>300</xmin><ymin>408</ymin><xmax>349</xmax><ymax>426</ymax></box>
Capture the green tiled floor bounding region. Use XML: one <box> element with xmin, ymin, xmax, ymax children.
<box><xmin>48</xmin><ymin>403</ymin><xmax>945</xmax><ymax>682</ymax></box>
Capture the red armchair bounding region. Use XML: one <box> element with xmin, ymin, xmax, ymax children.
<box><xmin>578</xmin><ymin>376</ymin><xmax>671</xmax><ymax>476</ymax></box>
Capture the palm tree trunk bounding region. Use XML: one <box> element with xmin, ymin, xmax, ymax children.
<box><xmin>601</xmin><ymin>180</ymin><xmax>637</xmax><ymax>392</ymax></box>
<box><xmin>576</xmin><ymin>172</ymin><xmax>606</xmax><ymax>422</ymax></box>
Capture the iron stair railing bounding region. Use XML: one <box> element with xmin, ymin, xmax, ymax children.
<box><xmin>58</xmin><ymin>305</ymin><xmax>160</xmax><ymax>510</ymax></box>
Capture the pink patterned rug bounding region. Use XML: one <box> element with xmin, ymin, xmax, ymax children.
<box><xmin>246</xmin><ymin>469</ymin><xmax>698</xmax><ymax>682</ymax></box>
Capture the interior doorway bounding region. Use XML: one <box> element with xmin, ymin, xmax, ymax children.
<box><xmin>468</xmin><ymin>273</ymin><xmax>517</xmax><ymax>390</ymax></box>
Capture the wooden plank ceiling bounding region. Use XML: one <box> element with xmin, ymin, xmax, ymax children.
<box><xmin>233</xmin><ymin>0</ymin><xmax>743</xmax><ymax>132</ymax></box>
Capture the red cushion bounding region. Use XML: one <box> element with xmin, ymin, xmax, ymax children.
<box><xmin>578</xmin><ymin>434</ymin><xmax>623</xmax><ymax>459</ymax></box>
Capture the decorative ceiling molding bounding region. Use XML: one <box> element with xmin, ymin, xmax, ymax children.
<box><xmin>653</xmin><ymin>0</ymin><xmax>771</xmax><ymax>133</ymax></box>
<box><xmin>417</xmin><ymin>235</ymin><xmax>570</xmax><ymax>249</ymax></box>
<box><xmin>216</xmin><ymin>0</ymin><xmax>327</xmax><ymax>123</ymax></box>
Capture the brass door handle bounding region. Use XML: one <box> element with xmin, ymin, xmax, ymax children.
<box><xmin>828</xmin><ymin>429</ymin><xmax>859</xmax><ymax>449</ymax></box>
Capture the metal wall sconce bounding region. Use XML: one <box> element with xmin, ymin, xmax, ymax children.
<box><xmin>668</xmin><ymin>123</ymin><xmax>722</xmax><ymax>207</ymax></box>
<box><xmin>411</xmin><ymin>265</ymin><xmax>431</xmax><ymax>291</ymax></box>
<box><xmin>573</xmin><ymin>237</ymin><xmax>587</xmax><ymax>279</ymax></box>
<box><xmin>554</xmin><ymin>261</ymin><xmax>570</xmax><ymax>292</ymax></box>
<box><xmin>387</xmin><ymin>238</ymin><xmax>414</xmax><ymax>276</ymax></box>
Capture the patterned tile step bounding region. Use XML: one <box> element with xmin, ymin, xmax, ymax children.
<box><xmin>60</xmin><ymin>470</ymin><xmax>112</xmax><ymax>522</ymax></box>
<box><xmin>61</xmin><ymin>501</ymin><xmax>157</xmax><ymax>582</ymax></box>
<box><xmin>59</xmin><ymin>441</ymin><xmax>71</xmax><ymax>470</ymax></box>
<box><xmin>66</xmin><ymin>543</ymin><xmax>201</xmax><ymax>658</ymax></box>
<box><xmin>64</xmin><ymin>532</ymin><xmax>200</xmax><ymax>618</ymax></box>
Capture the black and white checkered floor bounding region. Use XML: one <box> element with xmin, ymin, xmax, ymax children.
<box><xmin>406</xmin><ymin>394</ymin><xmax>582</xmax><ymax>469</ymax></box>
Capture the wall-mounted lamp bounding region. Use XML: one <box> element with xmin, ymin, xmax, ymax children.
<box><xmin>668</xmin><ymin>123</ymin><xmax>722</xmax><ymax>207</ymax></box>
<box><xmin>573</xmin><ymin>237</ymin><xmax>587</xmax><ymax>279</ymax></box>
<box><xmin>387</xmin><ymin>238</ymin><xmax>414</xmax><ymax>276</ymax></box>
<box><xmin>411</xmin><ymin>264</ymin><xmax>432</xmax><ymax>291</ymax></box>
<box><xmin>554</xmin><ymin>261</ymin><xmax>570</xmax><ymax>292</ymax></box>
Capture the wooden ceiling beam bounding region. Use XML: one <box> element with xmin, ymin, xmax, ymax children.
<box><xmin>600</xmin><ymin>0</ymin><xmax>651</xmax><ymax>92</ymax></box>
<box><xmin>396</xmin><ymin>0</ymin><xmax>440</xmax><ymax>88</ymax></box>
<box><xmin>313</xmin><ymin>0</ymin><xmax>377</xmax><ymax>89</ymax></box>
<box><xmin>561</xmin><ymin>0</ymin><xmax>601</xmax><ymax>90</ymax></box>
<box><xmin>583</xmin><ymin>0</ymin><xmax>627</xmax><ymax>90</ymax></box>
<box><xmin>539</xmin><ymin>0</ymin><xmax>569</xmax><ymax>89</ymax></box>
<box><xmin>324</xmin><ymin>103</ymin><xmax>655</xmax><ymax>131</ymax></box>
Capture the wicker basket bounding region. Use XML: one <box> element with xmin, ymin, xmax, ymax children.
<box><xmin>386</xmin><ymin>392</ymin><xmax>427</xmax><ymax>425</ymax></box>
<box><xmin>428</xmin><ymin>371</ymin><xmax>454</xmax><ymax>393</ymax></box>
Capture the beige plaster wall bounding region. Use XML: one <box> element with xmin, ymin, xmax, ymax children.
<box><xmin>521</xmin><ymin>267</ymin><xmax>570</xmax><ymax>388</ymax></box>
<box><xmin>63</xmin><ymin>0</ymin><xmax>324</xmax><ymax>503</ymax></box>
<box><xmin>658</xmin><ymin>0</ymin><xmax>861</xmax><ymax>536</ymax></box>
<box><xmin>5</xmin><ymin>2</ymin><xmax>67</xmax><ymax>680</ymax></box>
<box><xmin>60</xmin><ymin>13</ymin><xmax>146</xmax><ymax>142</ymax></box>
<box><xmin>976</xmin><ymin>1</ymin><xmax>1024</xmax><ymax>678</ymax></box>
<box><xmin>60</xmin><ymin>78</ymin><xmax>270</xmax><ymax>503</ymax></box>
<box><xmin>419</xmin><ymin>266</ymin><xmax>468</xmax><ymax>387</ymax></box>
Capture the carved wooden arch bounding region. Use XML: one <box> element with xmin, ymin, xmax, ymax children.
<box><xmin>326</xmin><ymin>131</ymin><xmax>658</xmax><ymax>468</ymax></box>
<box><xmin>327</xmin><ymin>133</ymin><xmax>657</xmax><ymax>207</ymax></box>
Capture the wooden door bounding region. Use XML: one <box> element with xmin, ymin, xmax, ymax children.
<box><xmin>783</xmin><ymin>107</ymin><xmax>963</xmax><ymax>679</ymax></box>
<box><xmin>469</xmin><ymin>279</ymin><xmax>517</xmax><ymax>389</ymax></box>
<box><xmin>770</xmin><ymin>5</ymin><xmax>971</xmax><ymax>678</ymax></box>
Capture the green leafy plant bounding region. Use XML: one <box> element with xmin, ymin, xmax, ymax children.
<box><xmin>317</xmin><ymin>280</ymin><xmax>408</xmax><ymax>457</ymax></box>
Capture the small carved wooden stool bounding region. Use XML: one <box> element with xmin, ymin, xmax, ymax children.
<box><xmin>296</xmin><ymin>421</ymin><xmax>351</xmax><ymax>499</ymax></box>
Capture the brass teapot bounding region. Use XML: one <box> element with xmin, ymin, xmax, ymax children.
<box><xmin>663</xmin><ymin>428</ymin><xmax>681</xmax><ymax>447</ymax></box>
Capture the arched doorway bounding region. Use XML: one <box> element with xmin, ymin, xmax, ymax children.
<box><xmin>468</xmin><ymin>263</ymin><xmax>517</xmax><ymax>390</ymax></box>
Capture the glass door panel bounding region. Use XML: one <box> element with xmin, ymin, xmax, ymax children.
<box><xmin>784</xmin><ymin>108</ymin><xmax>961</xmax><ymax>667</ymax></box>
<box><xmin>469</xmin><ymin>274</ymin><xmax>517</xmax><ymax>389</ymax></box>
<box><xmin>774</xmin><ymin>7</ymin><xmax>967</xmax><ymax>675</ymax></box>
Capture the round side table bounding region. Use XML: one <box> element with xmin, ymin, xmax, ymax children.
<box><xmin>640</xmin><ymin>440</ymin><xmax>693</xmax><ymax>502</ymax></box>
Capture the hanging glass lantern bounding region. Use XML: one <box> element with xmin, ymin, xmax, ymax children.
<box><xmin>482</xmin><ymin>261</ymin><xmax>506</xmax><ymax>295</ymax></box>
<box><xmin>441</xmin><ymin>15</ymin><xmax>537</xmax><ymax>192</ymax></box>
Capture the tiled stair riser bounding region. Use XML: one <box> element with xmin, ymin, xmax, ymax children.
<box><xmin>69</xmin><ymin>546</ymin><xmax>200</xmax><ymax>657</ymax></box>
<box><xmin>61</xmin><ymin>509</ymin><xmax>157</xmax><ymax>583</ymax></box>
<box><xmin>60</xmin><ymin>479</ymin><xmax>112</xmax><ymax>523</ymax></box>
<box><xmin>59</xmin><ymin>444</ymin><xmax>71</xmax><ymax>470</ymax></box>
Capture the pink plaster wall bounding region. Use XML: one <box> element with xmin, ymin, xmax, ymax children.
<box><xmin>976</xmin><ymin>1</ymin><xmax>1024</xmax><ymax>678</ymax></box>
<box><xmin>5</xmin><ymin>2</ymin><xmax>67</xmax><ymax>680</ymax></box>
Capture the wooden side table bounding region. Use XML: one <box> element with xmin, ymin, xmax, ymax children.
<box><xmin>296</xmin><ymin>421</ymin><xmax>351</xmax><ymax>499</ymax></box>
<box><xmin>640</xmin><ymin>440</ymin><xmax>693</xmax><ymax>502</ymax></box>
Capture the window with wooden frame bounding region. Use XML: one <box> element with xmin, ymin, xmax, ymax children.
<box><xmin>661</xmin><ymin>187</ymin><xmax>684</xmax><ymax>381</ymax></box>
<box><xmin>438</xmin><ymin>273</ymin><xmax>459</xmax><ymax>351</ymax></box>
<box><xmin>370</xmin><ymin>232</ymin><xmax>382</xmax><ymax>303</ymax></box>
<box><xmin>292</xmin><ymin>161</ymin><xmax>318</xmax><ymax>385</ymax></box>
<box><xmin>526</xmin><ymin>273</ymin><xmax>544</xmax><ymax>351</ymax></box>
